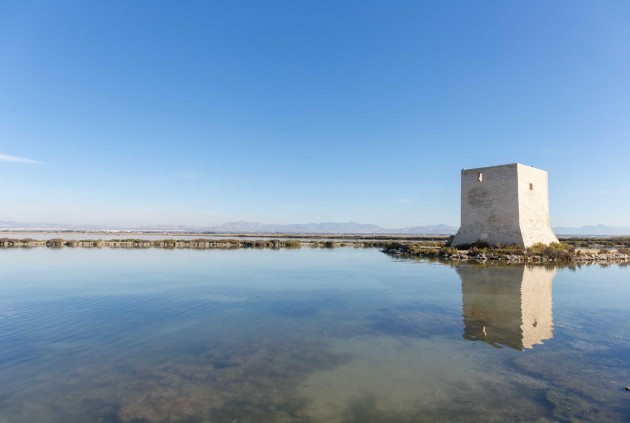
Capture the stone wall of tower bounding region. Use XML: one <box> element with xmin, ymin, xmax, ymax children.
<box><xmin>516</xmin><ymin>165</ymin><xmax>559</xmax><ymax>246</ymax></box>
<box><xmin>451</xmin><ymin>163</ymin><xmax>558</xmax><ymax>248</ymax></box>
<box><xmin>452</xmin><ymin>164</ymin><xmax>523</xmax><ymax>246</ymax></box>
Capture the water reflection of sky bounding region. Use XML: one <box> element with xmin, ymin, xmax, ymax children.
<box><xmin>0</xmin><ymin>248</ymin><xmax>628</xmax><ymax>422</ymax></box>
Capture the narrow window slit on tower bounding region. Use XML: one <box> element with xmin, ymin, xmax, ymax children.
<box><xmin>529</xmin><ymin>183</ymin><xmax>534</xmax><ymax>191</ymax></box>
<box><xmin>478</xmin><ymin>172</ymin><xmax>483</xmax><ymax>182</ymax></box>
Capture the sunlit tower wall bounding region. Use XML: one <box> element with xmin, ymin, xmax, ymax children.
<box><xmin>451</xmin><ymin>163</ymin><xmax>558</xmax><ymax>248</ymax></box>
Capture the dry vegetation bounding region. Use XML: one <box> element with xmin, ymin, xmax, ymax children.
<box><xmin>0</xmin><ymin>237</ymin><xmax>392</xmax><ymax>250</ymax></box>
<box><xmin>2</xmin><ymin>235</ymin><xmax>630</xmax><ymax>264</ymax></box>
<box><xmin>382</xmin><ymin>238</ymin><xmax>630</xmax><ymax>263</ymax></box>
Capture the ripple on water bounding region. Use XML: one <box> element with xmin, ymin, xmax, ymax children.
<box><xmin>0</xmin><ymin>249</ymin><xmax>629</xmax><ymax>422</ymax></box>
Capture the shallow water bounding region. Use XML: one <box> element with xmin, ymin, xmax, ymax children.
<box><xmin>0</xmin><ymin>248</ymin><xmax>628</xmax><ymax>422</ymax></box>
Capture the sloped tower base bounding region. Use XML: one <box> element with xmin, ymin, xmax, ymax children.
<box><xmin>452</xmin><ymin>226</ymin><xmax>558</xmax><ymax>248</ymax></box>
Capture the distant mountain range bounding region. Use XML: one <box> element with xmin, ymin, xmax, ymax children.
<box><xmin>1</xmin><ymin>220</ymin><xmax>629</xmax><ymax>236</ymax></box>
<box><xmin>209</xmin><ymin>221</ymin><xmax>461</xmax><ymax>234</ymax></box>
<box><xmin>212</xmin><ymin>221</ymin><xmax>387</xmax><ymax>233</ymax></box>
<box><xmin>554</xmin><ymin>225</ymin><xmax>630</xmax><ymax>236</ymax></box>
<box><xmin>0</xmin><ymin>220</ymin><xmax>458</xmax><ymax>235</ymax></box>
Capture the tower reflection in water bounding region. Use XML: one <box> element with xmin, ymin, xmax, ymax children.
<box><xmin>457</xmin><ymin>265</ymin><xmax>556</xmax><ymax>350</ymax></box>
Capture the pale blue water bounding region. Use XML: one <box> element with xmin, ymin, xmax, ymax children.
<box><xmin>0</xmin><ymin>248</ymin><xmax>628</xmax><ymax>422</ymax></box>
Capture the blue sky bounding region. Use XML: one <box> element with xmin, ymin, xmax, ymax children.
<box><xmin>1</xmin><ymin>1</ymin><xmax>629</xmax><ymax>228</ymax></box>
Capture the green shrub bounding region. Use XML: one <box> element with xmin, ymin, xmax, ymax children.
<box><xmin>439</xmin><ymin>247</ymin><xmax>458</xmax><ymax>255</ymax></box>
<box><xmin>455</xmin><ymin>240</ymin><xmax>490</xmax><ymax>251</ymax></box>
<box><xmin>526</xmin><ymin>242</ymin><xmax>574</xmax><ymax>261</ymax></box>
<box><xmin>492</xmin><ymin>244</ymin><xmax>525</xmax><ymax>255</ymax></box>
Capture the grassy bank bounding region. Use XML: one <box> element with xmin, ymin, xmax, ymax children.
<box><xmin>3</xmin><ymin>236</ymin><xmax>629</xmax><ymax>264</ymax></box>
<box><xmin>0</xmin><ymin>237</ymin><xmax>392</xmax><ymax>250</ymax></box>
<box><xmin>382</xmin><ymin>240</ymin><xmax>630</xmax><ymax>263</ymax></box>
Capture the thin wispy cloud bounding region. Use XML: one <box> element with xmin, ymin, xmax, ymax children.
<box><xmin>0</xmin><ymin>153</ymin><xmax>46</xmax><ymax>165</ymax></box>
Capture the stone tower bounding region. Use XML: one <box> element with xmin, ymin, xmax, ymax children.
<box><xmin>451</xmin><ymin>163</ymin><xmax>558</xmax><ymax>248</ymax></box>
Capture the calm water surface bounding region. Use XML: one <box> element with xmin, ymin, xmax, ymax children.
<box><xmin>0</xmin><ymin>248</ymin><xmax>628</xmax><ymax>422</ymax></box>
